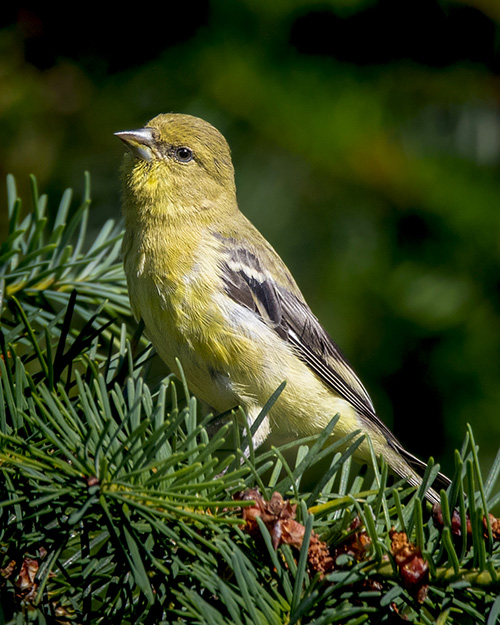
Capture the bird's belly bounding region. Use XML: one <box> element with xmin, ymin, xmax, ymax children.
<box><xmin>129</xmin><ymin>289</ymin><xmax>237</xmax><ymax>410</ymax></box>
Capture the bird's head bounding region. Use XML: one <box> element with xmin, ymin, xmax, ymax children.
<box><xmin>116</xmin><ymin>113</ymin><xmax>236</xmax><ymax>220</ymax></box>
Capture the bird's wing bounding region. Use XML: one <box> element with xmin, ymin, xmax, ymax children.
<box><xmin>220</xmin><ymin>242</ymin><xmax>377</xmax><ymax>423</ymax></box>
<box><xmin>219</xmin><ymin>240</ymin><xmax>452</xmax><ymax>490</ymax></box>
<box><xmin>219</xmin><ymin>239</ymin><xmax>452</xmax><ymax>491</ymax></box>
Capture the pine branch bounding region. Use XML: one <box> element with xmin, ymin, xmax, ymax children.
<box><xmin>0</xmin><ymin>175</ymin><xmax>499</xmax><ymax>624</ymax></box>
<box><xmin>1</xmin><ymin>173</ymin><xmax>130</xmax><ymax>336</ymax></box>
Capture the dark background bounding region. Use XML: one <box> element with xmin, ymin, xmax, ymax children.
<box><xmin>1</xmin><ymin>0</ymin><xmax>500</xmax><ymax>480</ymax></box>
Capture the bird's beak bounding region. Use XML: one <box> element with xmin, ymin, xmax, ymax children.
<box><xmin>114</xmin><ymin>128</ymin><xmax>157</xmax><ymax>161</ymax></box>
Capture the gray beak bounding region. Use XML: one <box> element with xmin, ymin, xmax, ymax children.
<box><xmin>114</xmin><ymin>127</ymin><xmax>157</xmax><ymax>161</ymax></box>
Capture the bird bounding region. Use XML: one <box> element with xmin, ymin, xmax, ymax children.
<box><xmin>115</xmin><ymin>113</ymin><xmax>449</xmax><ymax>503</ymax></box>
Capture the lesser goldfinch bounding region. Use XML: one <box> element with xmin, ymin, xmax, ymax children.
<box><xmin>116</xmin><ymin>113</ymin><xmax>449</xmax><ymax>503</ymax></box>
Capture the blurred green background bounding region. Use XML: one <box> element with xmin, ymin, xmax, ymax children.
<box><xmin>1</xmin><ymin>0</ymin><xmax>500</xmax><ymax>480</ymax></box>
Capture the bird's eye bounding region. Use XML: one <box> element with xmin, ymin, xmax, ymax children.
<box><xmin>174</xmin><ymin>147</ymin><xmax>194</xmax><ymax>163</ymax></box>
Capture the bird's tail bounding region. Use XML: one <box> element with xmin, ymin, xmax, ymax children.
<box><xmin>390</xmin><ymin>439</ymin><xmax>451</xmax><ymax>505</ymax></box>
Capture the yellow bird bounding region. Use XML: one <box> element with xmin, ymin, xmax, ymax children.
<box><xmin>116</xmin><ymin>113</ymin><xmax>449</xmax><ymax>503</ymax></box>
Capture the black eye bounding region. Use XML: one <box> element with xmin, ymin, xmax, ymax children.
<box><xmin>174</xmin><ymin>147</ymin><xmax>194</xmax><ymax>163</ymax></box>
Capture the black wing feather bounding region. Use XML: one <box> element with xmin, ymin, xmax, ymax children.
<box><xmin>221</xmin><ymin>244</ymin><xmax>376</xmax><ymax>421</ymax></box>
